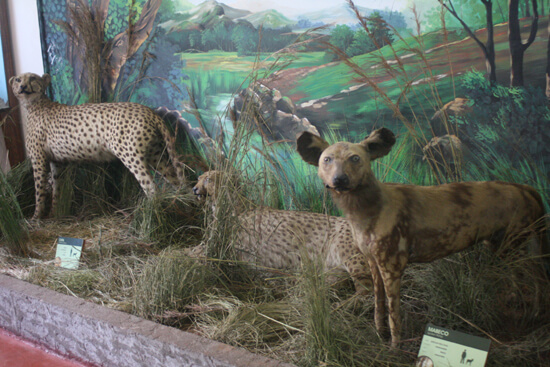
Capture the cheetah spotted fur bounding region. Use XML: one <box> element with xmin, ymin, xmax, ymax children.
<box><xmin>191</xmin><ymin>170</ymin><xmax>372</xmax><ymax>295</ymax></box>
<box><xmin>10</xmin><ymin>73</ymin><xmax>186</xmax><ymax>219</ymax></box>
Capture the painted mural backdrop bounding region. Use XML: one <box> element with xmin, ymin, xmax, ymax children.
<box><xmin>36</xmin><ymin>0</ymin><xmax>549</xmax><ymax>206</ymax></box>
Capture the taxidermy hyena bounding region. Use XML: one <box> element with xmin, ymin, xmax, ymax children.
<box><xmin>10</xmin><ymin>73</ymin><xmax>186</xmax><ymax>219</ymax></box>
<box><xmin>297</xmin><ymin>128</ymin><xmax>548</xmax><ymax>347</ymax></box>
<box><xmin>191</xmin><ymin>170</ymin><xmax>372</xmax><ymax>295</ymax></box>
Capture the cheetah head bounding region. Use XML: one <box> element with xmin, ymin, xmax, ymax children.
<box><xmin>193</xmin><ymin>170</ymin><xmax>222</xmax><ymax>201</ymax></box>
<box><xmin>296</xmin><ymin>128</ymin><xmax>395</xmax><ymax>193</ymax></box>
<box><xmin>9</xmin><ymin>73</ymin><xmax>51</xmax><ymax>105</ymax></box>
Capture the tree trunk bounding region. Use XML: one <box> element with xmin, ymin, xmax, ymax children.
<box><xmin>65</xmin><ymin>0</ymin><xmax>110</xmax><ymax>101</ymax></box>
<box><xmin>485</xmin><ymin>0</ymin><xmax>497</xmax><ymax>83</ymax></box>
<box><xmin>546</xmin><ymin>13</ymin><xmax>550</xmax><ymax>100</ymax></box>
<box><xmin>101</xmin><ymin>0</ymin><xmax>162</xmax><ymax>98</ymax></box>
<box><xmin>440</xmin><ymin>0</ymin><xmax>497</xmax><ymax>83</ymax></box>
<box><xmin>509</xmin><ymin>0</ymin><xmax>539</xmax><ymax>87</ymax></box>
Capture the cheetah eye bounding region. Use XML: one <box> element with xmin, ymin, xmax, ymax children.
<box><xmin>350</xmin><ymin>155</ymin><xmax>360</xmax><ymax>163</ymax></box>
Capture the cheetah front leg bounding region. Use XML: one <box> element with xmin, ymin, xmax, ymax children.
<box><xmin>341</xmin><ymin>250</ymin><xmax>372</xmax><ymax>295</ymax></box>
<box><xmin>30</xmin><ymin>155</ymin><xmax>51</xmax><ymax>219</ymax></box>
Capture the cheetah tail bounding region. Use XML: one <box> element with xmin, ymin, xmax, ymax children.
<box><xmin>158</xmin><ymin>117</ymin><xmax>188</xmax><ymax>187</ymax></box>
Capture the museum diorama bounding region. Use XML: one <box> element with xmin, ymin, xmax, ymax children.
<box><xmin>1</xmin><ymin>0</ymin><xmax>549</xmax><ymax>365</ymax></box>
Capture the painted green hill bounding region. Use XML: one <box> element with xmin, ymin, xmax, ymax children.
<box><xmin>240</xmin><ymin>9</ymin><xmax>295</xmax><ymax>29</ymax></box>
<box><xmin>261</xmin><ymin>17</ymin><xmax>548</xmax><ymax>135</ymax></box>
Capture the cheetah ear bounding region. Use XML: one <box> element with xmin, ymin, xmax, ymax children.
<box><xmin>41</xmin><ymin>74</ymin><xmax>51</xmax><ymax>86</ymax></box>
<box><xmin>361</xmin><ymin>128</ymin><xmax>396</xmax><ymax>160</ymax></box>
<box><xmin>296</xmin><ymin>131</ymin><xmax>330</xmax><ymax>167</ymax></box>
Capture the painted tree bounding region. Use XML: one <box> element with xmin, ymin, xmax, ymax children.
<box><xmin>508</xmin><ymin>0</ymin><xmax>539</xmax><ymax>87</ymax></box>
<box><xmin>57</xmin><ymin>0</ymin><xmax>162</xmax><ymax>101</ymax></box>
<box><xmin>347</xmin><ymin>29</ymin><xmax>375</xmax><ymax>57</ymax></box>
<box><xmin>330</xmin><ymin>25</ymin><xmax>355</xmax><ymax>54</ymax></box>
<box><xmin>102</xmin><ymin>0</ymin><xmax>162</xmax><ymax>97</ymax></box>
<box><xmin>438</xmin><ymin>0</ymin><xmax>497</xmax><ymax>83</ymax></box>
<box><xmin>546</xmin><ymin>13</ymin><xmax>550</xmax><ymax>100</ymax></box>
<box><xmin>367</xmin><ymin>11</ymin><xmax>394</xmax><ymax>48</ymax></box>
<box><xmin>232</xmin><ymin>24</ymin><xmax>258</xmax><ymax>56</ymax></box>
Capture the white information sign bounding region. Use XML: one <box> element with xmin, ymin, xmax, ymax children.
<box><xmin>417</xmin><ymin>323</ymin><xmax>490</xmax><ymax>367</ymax></box>
<box><xmin>54</xmin><ymin>237</ymin><xmax>84</xmax><ymax>269</ymax></box>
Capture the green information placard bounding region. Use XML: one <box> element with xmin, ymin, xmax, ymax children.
<box><xmin>54</xmin><ymin>237</ymin><xmax>84</xmax><ymax>269</ymax></box>
<box><xmin>416</xmin><ymin>324</ymin><xmax>490</xmax><ymax>367</ymax></box>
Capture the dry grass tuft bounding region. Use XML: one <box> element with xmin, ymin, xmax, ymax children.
<box><xmin>130</xmin><ymin>188</ymin><xmax>203</xmax><ymax>247</ymax></box>
<box><xmin>132</xmin><ymin>247</ymin><xmax>216</xmax><ymax>327</ymax></box>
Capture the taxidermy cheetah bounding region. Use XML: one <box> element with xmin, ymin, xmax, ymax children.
<box><xmin>191</xmin><ymin>170</ymin><xmax>372</xmax><ymax>295</ymax></box>
<box><xmin>297</xmin><ymin>128</ymin><xmax>549</xmax><ymax>347</ymax></box>
<box><xmin>10</xmin><ymin>73</ymin><xmax>186</xmax><ymax>219</ymax></box>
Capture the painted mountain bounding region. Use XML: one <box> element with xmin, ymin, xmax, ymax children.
<box><xmin>160</xmin><ymin>0</ymin><xmax>405</xmax><ymax>32</ymax></box>
<box><xmin>160</xmin><ymin>0</ymin><xmax>294</xmax><ymax>32</ymax></box>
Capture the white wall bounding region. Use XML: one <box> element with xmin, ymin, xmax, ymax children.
<box><xmin>1</xmin><ymin>0</ymin><xmax>44</xmax><ymax>170</ymax></box>
<box><xmin>7</xmin><ymin>0</ymin><xmax>44</xmax><ymax>76</ymax></box>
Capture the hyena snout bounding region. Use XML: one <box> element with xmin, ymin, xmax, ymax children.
<box><xmin>331</xmin><ymin>174</ymin><xmax>350</xmax><ymax>190</ymax></box>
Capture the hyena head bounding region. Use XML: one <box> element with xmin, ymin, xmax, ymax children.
<box><xmin>10</xmin><ymin>73</ymin><xmax>51</xmax><ymax>105</ymax></box>
<box><xmin>193</xmin><ymin>170</ymin><xmax>222</xmax><ymax>201</ymax></box>
<box><xmin>297</xmin><ymin>128</ymin><xmax>396</xmax><ymax>192</ymax></box>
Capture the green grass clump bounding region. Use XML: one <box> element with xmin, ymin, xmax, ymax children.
<box><xmin>5</xmin><ymin>159</ymin><xmax>35</xmax><ymax>217</ymax></box>
<box><xmin>0</xmin><ymin>168</ymin><xmax>30</xmax><ymax>256</ymax></box>
<box><xmin>132</xmin><ymin>247</ymin><xmax>215</xmax><ymax>326</ymax></box>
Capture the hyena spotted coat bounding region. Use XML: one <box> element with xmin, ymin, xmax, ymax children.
<box><xmin>191</xmin><ymin>170</ymin><xmax>372</xmax><ymax>295</ymax></box>
<box><xmin>297</xmin><ymin>128</ymin><xmax>548</xmax><ymax>347</ymax></box>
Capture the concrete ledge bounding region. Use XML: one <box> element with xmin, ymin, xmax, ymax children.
<box><xmin>0</xmin><ymin>274</ymin><xmax>294</xmax><ymax>367</ymax></box>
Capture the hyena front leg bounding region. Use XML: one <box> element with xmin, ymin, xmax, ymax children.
<box><xmin>368</xmin><ymin>257</ymin><xmax>387</xmax><ymax>337</ymax></box>
<box><xmin>379</xmin><ymin>258</ymin><xmax>407</xmax><ymax>348</ymax></box>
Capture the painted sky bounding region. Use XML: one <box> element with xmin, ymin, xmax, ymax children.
<box><xmin>185</xmin><ymin>0</ymin><xmax>412</xmax><ymax>17</ymax></box>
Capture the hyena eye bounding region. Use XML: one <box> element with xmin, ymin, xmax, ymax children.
<box><xmin>15</xmin><ymin>78</ymin><xmax>21</xmax><ymax>83</ymax></box>
<box><xmin>350</xmin><ymin>155</ymin><xmax>360</xmax><ymax>162</ymax></box>
<box><xmin>323</xmin><ymin>156</ymin><xmax>332</xmax><ymax>163</ymax></box>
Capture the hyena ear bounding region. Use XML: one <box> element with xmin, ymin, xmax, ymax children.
<box><xmin>296</xmin><ymin>131</ymin><xmax>330</xmax><ymax>167</ymax></box>
<box><xmin>361</xmin><ymin>128</ymin><xmax>396</xmax><ymax>160</ymax></box>
<box><xmin>41</xmin><ymin>73</ymin><xmax>52</xmax><ymax>87</ymax></box>
<box><xmin>9</xmin><ymin>76</ymin><xmax>15</xmax><ymax>86</ymax></box>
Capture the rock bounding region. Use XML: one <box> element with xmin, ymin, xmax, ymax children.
<box><xmin>232</xmin><ymin>83</ymin><xmax>319</xmax><ymax>141</ymax></box>
<box><xmin>154</xmin><ymin>106</ymin><xmax>223</xmax><ymax>164</ymax></box>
